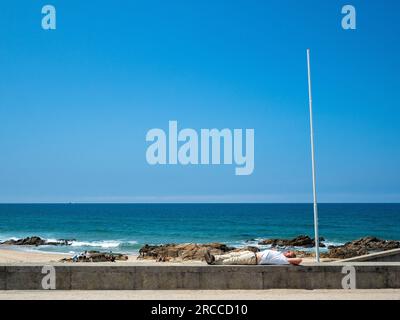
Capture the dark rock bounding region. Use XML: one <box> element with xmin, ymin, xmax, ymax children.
<box><xmin>55</xmin><ymin>239</ymin><xmax>75</xmax><ymax>245</ymax></box>
<box><xmin>258</xmin><ymin>235</ymin><xmax>325</xmax><ymax>248</ymax></box>
<box><xmin>60</xmin><ymin>251</ymin><xmax>128</xmax><ymax>263</ymax></box>
<box><xmin>0</xmin><ymin>236</ymin><xmax>74</xmax><ymax>246</ymax></box>
<box><xmin>1</xmin><ymin>236</ymin><xmax>47</xmax><ymax>246</ymax></box>
<box><xmin>326</xmin><ymin>236</ymin><xmax>400</xmax><ymax>259</ymax></box>
<box><xmin>233</xmin><ymin>246</ymin><xmax>260</xmax><ymax>253</ymax></box>
<box><xmin>138</xmin><ymin>243</ymin><xmax>244</xmax><ymax>262</ymax></box>
<box><xmin>292</xmin><ymin>250</ymin><xmax>314</xmax><ymax>258</ymax></box>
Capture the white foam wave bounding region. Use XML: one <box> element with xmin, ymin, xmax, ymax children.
<box><xmin>69</xmin><ymin>240</ymin><xmax>138</xmax><ymax>248</ymax></box>
<box><xmin>233</xmin><ymin>238</ymin><xmax>345</xmax><ymax>251</ymax></box>
<box><xmin>70</xmin><ymin>240</ymin><xmax>121</xmax><ymax>248</ymax></box>
<box><xmin>323</xmin><ymin>241</ymin><xmax>344</xmax><ymax>247</ymax></box>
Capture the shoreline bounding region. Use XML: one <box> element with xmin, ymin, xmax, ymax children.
<box><xmin>2</xmin><ymin>235</ymin><xmax>398</xmax><ymax>264</ymax></box>
<box><xmin>0</xmin><ymin>247</ymin><xmax>71</xmax><ymax>263</ymax></box>
<box><xmin>0</xmin><ymin>246</ymin><xmax>326</xmax><ymax>264</ymax></box>
<box><xmin>0</xmin><ymin>247</ymin><xmax>140</xmax><ymax>264</ymax></box>
<box><xmin>0</xmin><ymin>247</ymin><xmax>204</xmax><ymax>264</ymax></box>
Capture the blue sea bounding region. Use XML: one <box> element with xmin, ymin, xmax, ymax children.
<box><xmin>0</xmin><ymin>204</ymin><xmax>399</xmax><ymax>255</ymax></box>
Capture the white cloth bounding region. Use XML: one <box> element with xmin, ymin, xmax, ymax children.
<box><xmin>258</xmin><ymin>250</ymin><xmax>289</xmax><ymax>265</ymax></box>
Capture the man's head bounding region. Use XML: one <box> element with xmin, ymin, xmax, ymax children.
<box><xmin>283</xmin><ymin>251</ymin><xmax>296</xmax><ymax>258</ymax></box>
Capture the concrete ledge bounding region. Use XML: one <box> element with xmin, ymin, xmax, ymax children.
<box><xmin>1</xmin><ymin>263</ymin><xmax>399</xmax><ymax>290</ymax></box>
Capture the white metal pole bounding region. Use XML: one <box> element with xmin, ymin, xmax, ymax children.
<box><xmin>306</xmin><ymin>49</ymin><xmax>320</xmax><ymax>263</ymax></box>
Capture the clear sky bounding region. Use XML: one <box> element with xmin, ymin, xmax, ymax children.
<box><xmin>1</xmin><ymin>0</ymin><xmax>399</xmax><ymax>203</ymax></box>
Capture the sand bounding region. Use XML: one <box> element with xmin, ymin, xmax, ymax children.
<box><xmin>0</xmin><ymin>247</ymin><xmax>135</xmax><ymax>264</ymax></box>
<box><xmin>0</xmin><ymin>247</ymin><xmax>200</xmax><ymax>264</ymax></box>
<box><xmin>0</xmin><ymin>248</ymin><xmax>321</xmax><ymax>265</ymax></box>
<box><xmin>0</xmin><ymin>246</ymin><xmax>327</xmax><ymax>264</ymax></box>
<box><xmin>0</xmin><ymin>248</ymin><xmax>70</xmax><ymax>263</ymax></box>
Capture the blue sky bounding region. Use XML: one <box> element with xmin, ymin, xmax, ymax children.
<box><xmin>0</xmin><ymin>0</ymin><xmax>399</xmax><ymax>203</ymax></box>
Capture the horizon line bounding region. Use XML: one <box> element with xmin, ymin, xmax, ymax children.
<box><xmin>1</xmin><ymin>202</ymin><xmax>400</xmax><ymax>205</ymax></box>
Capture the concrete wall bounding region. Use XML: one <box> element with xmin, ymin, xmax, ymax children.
<box><xmin>1</xmin><ymin>263</ymin><xmax>399</xmax><ymax>290</ymax></box>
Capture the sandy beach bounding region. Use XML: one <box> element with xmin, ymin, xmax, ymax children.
<box><xmin>0</xmin><ymin>246</ymin><xmax>324</xmax><ymax>265</ymax></box>
<box><xmin>0</xmin><ymin>247</ymin><xmax>139</xmax><ymax>264</ymax></box>
<box><xmin>0</xmin><ymin>247</ymin><xmax>208</xmax><ymax>264</ymax></box>
<box><xmin>0</xmin><ymin>248</ymin><xmax>70</xmax><ymax>264</ymax></box>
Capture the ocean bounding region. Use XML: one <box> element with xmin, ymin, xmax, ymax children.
<box><xmin>0</xmin><ymin>203</ymin><xmax>399</xmax><ymax>255</ymax></box>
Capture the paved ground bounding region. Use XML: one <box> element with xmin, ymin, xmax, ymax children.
<box><xmin>0</xmin><ymin>289</ymin><xmax>399</xmax><ymax>300</ymax></box>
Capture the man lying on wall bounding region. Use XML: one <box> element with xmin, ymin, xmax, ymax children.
<box><xmin>204</xmin><ymin>249</ymin><xmax>302</xmax><ymax>265</ymax></box>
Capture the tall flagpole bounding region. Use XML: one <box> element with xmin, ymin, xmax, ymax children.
<box><xmin>307</xmin><ymin>49</ymin><xmax>320</xmax><ymax>263</ymax></box>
